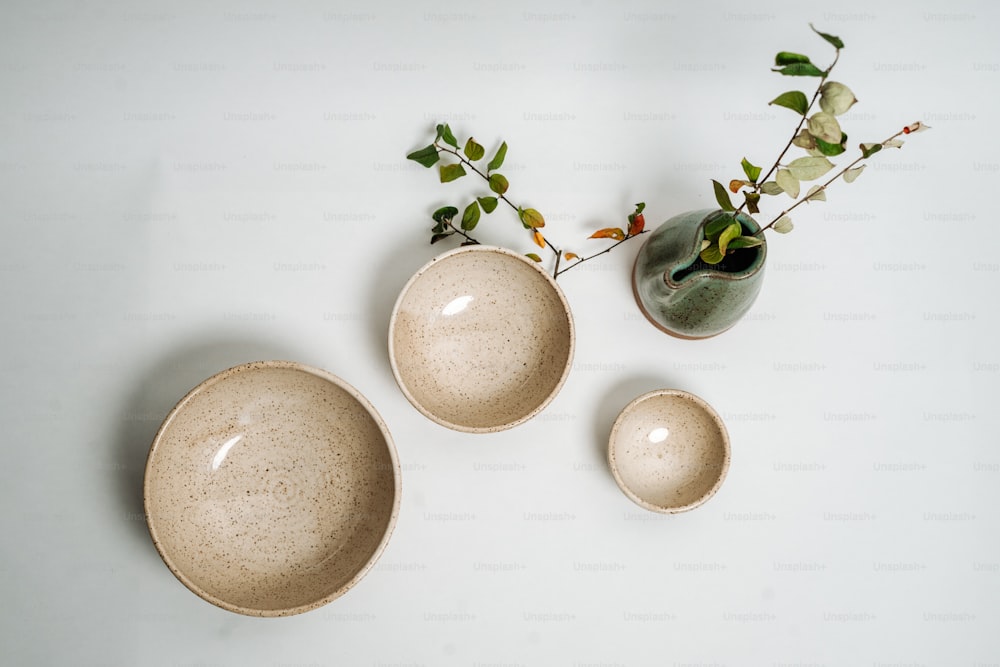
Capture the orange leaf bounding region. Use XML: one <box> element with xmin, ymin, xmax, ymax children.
<box><xmin>729</xmin><ymin>179</ymin><xmax>750</xmax><ymax>194</ymax></box>
<box><xmin>627</xmin><ymin>213</ymin><xmax>645</xmax><ymax>236</ymax></box>
<box><xmin>564</xmin><ymin>252</ymin><xmax>579</xmax><ymax>261</ymax></box>
<box><xmin>532</xmin><ymin>230</ymin><xmax>546</xmax><ymax>248</ymax></box>
<box><xmin>589</xmin><ymin>227</ymin><xmax>625</xmax><ymax>241</ymax></box>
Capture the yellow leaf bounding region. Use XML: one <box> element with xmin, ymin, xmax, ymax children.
<box><xmin>589</xmin><ymin>227</ymin><xmax>625</xmax><ymax>241</ymax></box>
<box><xmin>532</xmin><ymin>230</ymin><xmax>546</xmax><ymax>248</ymax></box>
<box><xmin>729</xmin><ymin>179</ymin><xmax>749</xmax><ymax>194</ymax></box>
<box><xmin>564</xmin><ymin>252</ymin><xmax>579</xmax><ymax>261</ymax></box>
<box><xmin>525</xmin><ymin>253</ymin><xmax>542</xmax><ymax>262</ymax></box>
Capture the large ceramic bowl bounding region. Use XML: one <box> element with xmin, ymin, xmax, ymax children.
<box><xmin>389</xmin><ymin>245</ymin><xmax>575</xmax><ymax>433</ymax></box>
<box><xmin>608</xmin><ymin>389</ymin><xmax>730</xmax><ymax>513</ymax></box>
<box><xmin>143</xmin><ymin>361</ymin><xmax>400</xmax><ymax>616</ymax></box>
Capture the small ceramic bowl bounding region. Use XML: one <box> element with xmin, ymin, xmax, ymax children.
<box><xmin>608</xmin><ymin>389</ymin><xmax>730</xmax><ymax>513</ymax></box>
<box><xmin>388</xmin><ymin>245</ymin><xmax>574</xmax><ymax>433</ymax></box>
<box><xmin>143</xmin><ymin>361</ymin><xmax>400</xmax><ymax>616</ymax></box>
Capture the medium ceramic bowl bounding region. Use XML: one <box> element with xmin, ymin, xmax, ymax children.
<box><xmin>143</xmin><ymin>361</ymin><xmax>400</xmax><ymax>616</ymax></box>
<box><xmin>389</xmin><ymin>245</ymin><xmax>574</xmax><ymax>433</ymax></box>
<box><xmin>608</xmin><ymin>389</ymin><xmax>730</xmax><ymax>513</ymax></box>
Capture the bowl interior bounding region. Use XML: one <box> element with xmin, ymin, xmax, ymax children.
<box><xmin>390</xmin><ymin>247</ymin><xmax>574</xmax><ymax>432</ymax></box>
<box><xmin>609</xmin><ymin>390</ymin><xmax>729</xmax><ymax>512</ymax></box>
<box><xmin>144</xmin><ymin>362</ymin><xmax>399</xmax><ymax>616</ymax></box>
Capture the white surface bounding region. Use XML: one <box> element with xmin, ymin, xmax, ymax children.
<box><xmin>2</xmin><ymin>1</ymin><xmax>996</xmax><ymax>665</ymax></box>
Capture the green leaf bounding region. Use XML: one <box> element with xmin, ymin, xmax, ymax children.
<box><xmin>773</xmin><ymin>62</ymin><xmax>825</xmax><ymax>77</ymax></box>
<box><xmin>718</xmin><ymin>222</ymin><xmax>742</xmax><ymax>255</ymax></box>
<box><xmin>488</xmin><ymin>173</ymin><xmax>509</xmax><ymax>195</ymax></box>
<box><xmin>772</xmin><ymin>215</ymin><xmax>794</xmax><ymax>234</ymax></box>
<box><xmin>704</xmin><ymin>215</ymin><xmax>735</xmax><ymax>241</ymax></box>
<box><xmin>807</xmin><ymin>112</ymin><xmax>842</xmax><ymax>144</ymax></box>
<box><xmin>729</xmin><ymin>236</ymin><xmax>764</xmax><ymax>250</ymax></box>
<box><xmin>844</xmin><ymin>165</ymin><xmax>865</xmax><ymax>183</ymax></box>
<box><xmin>741</xmin><ymin>157</ymin><xmax>762</xmax><ymax>183</ymax></box>
<box><xmin>700</xmin><ymin>243</ymin><xmax>725</xmax><ymax>265</ymax></box>
<box><xmin>525</xmin><ymin>253</ymin><xmax>542</xmax><ymax>263</ymax></box>
<box><xmin>805</xmin><ymin>185</ymin><xmax>826</xmax><ymax>202</ymax></box>
<box><xmin>711</xmin><ymin>179</ymin><xmax>735</xmax><ymax>211</ymax></box>
<box><xmin>487</xmin><ymin>141</ymin><xmax>507</xmax><ymax>171</ymax></box>
<box><xmin>431</xmin><ymin>232</ymin><xmax>453</xmax><ymax>244</ymax></box>
<box><xmin>745</xmin><ymin>192</ymin><xmax>761</xmax><ymax>214</ymax></box>
<box><xmin>461</xmin><ymin>201</ymin><xmax>481</xmax><ymax>230</ymax></box>
<box><xmin>477</xmin><ymin>196</ymin><xmax>498</xmax><ymax>214</ymax></box>
<box><xmin>519</xmin><ymin>207</ymin><xmax>545</xmax><ymax>229</ymax></box>
<box><xmin>760</xmin><ymin>181</ymin><xmax>783</xmax><ymax>196</ymax></box>
<box><xmin>810</xmin><ymin>24</ymin><xmax>844</xmax><ymax>49</ymax></box>
<box><xmin>432</xmin><ymin>206</ymin><xmax>459</xmax><ymax>223</ymax></box>
<box><xmin>819</xmin><ymin>81</ymin><xmax>857</xmax><ymax>116</ymax></box>
<box><xmin>787</xmin><ymin>156</ymin><xmax>834</xmax><ymax>181</ymax></box>
<box><xmin>439</xmin><ymin>163</ymin><xmax>467</xmax><ymax>183</ymax></box>
<box><xmin>439</xmin><ymin>124</ymin><xmax>459</xmax><ymax>149</ymax></box>
<box><xmin>815</xmin><ymin>132</ymin><xmax>847</xmax><ymax>156</ymax></box>
<box><xmin>464</xmin><ymin>137</ymin><xmax>485</xmax><ymax>161</ymax></box>
<box><xmin>775</xmin><ymin>51</ymin><xmax>811</xmax><ymax>66</ymax></box>
<box><xmin>776</xmin><ymin>169</ymin><xmax>800</xmax><ymax>198</ymax></box>
<box><xmin>860</xmin><ymin>143</ymin><xmax>882</xmax><ymax>159</ymax></box>
<box><xmin>406</xmin><ymin>144</ymin><xmax>440</xmax><ymax>168</ymax></box>
<box><xmin>769</xmin><ymin>90</ymin><xmax>809</xmax><ymax>116</ymax></box>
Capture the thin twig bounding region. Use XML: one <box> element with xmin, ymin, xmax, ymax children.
<box><xmin>755</xmin><ymin>50</ymin><xmax>839</xmax><ymax>191</ymax></box>
<box><xmin>435</xmin><ymin>143</ymin><xmax>561</xmax><ymax>258</ymax></box>
<box><xmin>554</xmin><ymin>231</ymin><xmax>648</xmax><ymax>278</ymax></box>
<box><xmin>444</xmin><ymin>220</ymin><xmax>481</xmax><ymax>245</ymax></box>
<box><xmin>735</xmin><ymin>49</ymin><xmax>840</xmax><ymax>217</ymax></box>
<box><xmin>755</xmin><ymin>126</ymin><xmax>907</xmax><ymax>235</ymax></box>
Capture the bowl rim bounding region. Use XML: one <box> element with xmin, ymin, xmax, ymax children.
<box><xmin>387</xmin><ymin>244</ymin><xmax>575</xmax><ymax>433</ymax></box>
<box><xmin>142</xmin><ymin>359</ymin><xmax>402</xmax><ymax>617</ymax></box>
<box><xmin>607</xmin><ymin>388</ymin><xmax>731</xmax><ymax>514</ymax></box>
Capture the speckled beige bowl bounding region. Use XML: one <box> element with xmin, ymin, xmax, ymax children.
<box><xmin>389</xmin><ymin>245</ymin><xmax>574</xmax><ymax>433</ymax></box>
<box><xmin>608</xmin><ymin>389</ymin><xmax>730</xmax><ymax>513</ymax></box>
<box><xmin>143</xmin><ymin>361</ymin><xmax>400</xmax><ymax>616</ymax></box>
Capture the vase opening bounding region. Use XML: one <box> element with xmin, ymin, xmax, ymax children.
<box><xmin>670</xmin><ymin>221</ymin><xmax>763</xmax><ymax>283</ymax></box>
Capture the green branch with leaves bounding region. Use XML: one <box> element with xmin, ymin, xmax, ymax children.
<box><xmin>406</xmin><ymin>123</ymin><xmax>647</xmax><ymax>278</ymax></box>
<box><xmin>701</xmin><ymin>24</ymin><xmax>928</xmax><ymax>264</ymax></box>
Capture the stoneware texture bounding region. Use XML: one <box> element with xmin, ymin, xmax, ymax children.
<box><xmin>143</xmin><ymin>361</ymin><xmax>401</xmax><ymax>617</ymax></box>
<box><xmin>608</xmin><ymin>389</ymin><xmax>730</xmax><ymax>514</ymax></box>
<box><xmin>389</xmin><ymin>245</ymin><xmax>575</xmax><ymax>433</ymax></box>
<box><xmin>632</xmin><ymin>209</ymin><xmax>766</xmax><ymax>339</ymax></box>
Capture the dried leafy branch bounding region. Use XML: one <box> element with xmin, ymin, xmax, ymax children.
<box><xmin>701</xmin><ymin>24</ymin><xmax>929</xmax><ymax>264</ymax></box>
<box><xmin>406</xmin><ymin>124</ymin><xmax>647</xmax><ymax>278</ymax></box>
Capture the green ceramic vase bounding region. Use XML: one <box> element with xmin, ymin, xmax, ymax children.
<box><xmin>632</xmin><ymin>209</ymin><xmax>766</xmax><ymax>339</ymax></box>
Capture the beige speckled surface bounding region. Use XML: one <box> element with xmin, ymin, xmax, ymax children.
<box><xmin>143</xmin><ymin>361</ymin><xmax>400</xmax><ymax>617</ymax></box>
<box><xmin>388</xmin><ymin>245</ymin><xmax>575</xmax><ymax>433</ymax></box>
<box><xmin>608</xmin><ymin>389</ymin><xmax>730</xmax><ymax>514</ymax></box>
